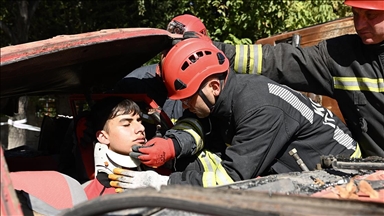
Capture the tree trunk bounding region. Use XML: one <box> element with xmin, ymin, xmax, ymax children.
<box><xmin>3</xmin><ymin>0</ymin><xmax>41</xmax><ymax>150</ymax></box>
<box><xmin>7</xmin><ymin>97</ymin><xmax>28</xmax><ymax>149</ymax></box>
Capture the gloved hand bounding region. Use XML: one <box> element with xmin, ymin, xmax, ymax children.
<box><xmin>129</xmin><ymin>137</ymin><xmax>175</xmax><ymax>168</ymax></box>
<box><xmin>183</xmin><ymin>31</ymin><xmax>205</xmax><ymax>40</ymax></box>
<box><xmin>109</xmin><ymin>168</ymin><xmax>169</xmax><ymax>191</ymax></box>
<box><xmin>171</xmin><ymin>31</ymin><xmax>211</xmax><ymax>46</ymax></box>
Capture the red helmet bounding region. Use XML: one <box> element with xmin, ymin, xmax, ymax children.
<box><xmin>167</xmin><ymin>14</ymin><xmax>208</xmax><ymax>35</ymax></box>
<box><xmin>161</xmin><ymin>38</ymin><xmax>229</xmax><ymax>100</ymax></box>
<box><xmin>344</xmin><ymin>0</ymin><xmax>384</xmax><ymax>10</ymax></box>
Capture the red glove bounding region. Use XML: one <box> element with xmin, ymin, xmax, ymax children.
<box><xmin>129</xmin><ymin>137</ymin><xmax>175</xmax><ymax>168</ymax></box>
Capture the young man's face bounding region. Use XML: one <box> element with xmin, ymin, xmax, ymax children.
<box><xmin>101</xmin><ymin>112</ymin><xmax>146</xmax><ymax>155</ymax></box>
<box><xmin>353</xmin><ymin>8</ymin><xmax>384</xmax><ymax>44</ymax></box>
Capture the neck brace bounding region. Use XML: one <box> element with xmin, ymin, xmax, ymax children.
<box><xmin>94</xmin><ymin>142</ymin><xmax>141</xmax><ymax>175</ymax></box>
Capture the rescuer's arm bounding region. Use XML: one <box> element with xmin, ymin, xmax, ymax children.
<box><xmin>233</xmin><ymin>42</ymin><xmax>335</xmax><ymax>97</ymax></box>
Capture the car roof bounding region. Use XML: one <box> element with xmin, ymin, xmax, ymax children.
<box><xmin>0</xmin><ymin>28</ymin><xmax>181</xmax><ymax>98</ymax></box>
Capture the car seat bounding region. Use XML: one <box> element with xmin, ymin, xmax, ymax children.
<box><xmin>10</xmin><ymin>170</ymin><xmax>88</xmax><ymax>215</ymax></box>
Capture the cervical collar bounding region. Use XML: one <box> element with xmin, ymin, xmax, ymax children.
<box><xmin>94</xmin><ymin>142</ymin><xmax>141</xmax><ymax>175</ymax></box>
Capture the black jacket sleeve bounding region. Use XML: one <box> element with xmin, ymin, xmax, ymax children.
<box><xmin>261</xmin><ymin>42</ymin><xmax>335</xmax><ymax>96</ymax></box>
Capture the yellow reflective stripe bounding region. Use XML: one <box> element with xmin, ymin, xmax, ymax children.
<box><xmin>257</xmin><ymin>44</ymin><xmax>262</xmax><ymax>75</ymax></box>
<box><xmin>234</xmin><ymin>45</ymin><xmax>262</xmax><ymax>75</ymax></box>
<box><xmin>202</xmin><ymin>172</ymin><xmax>216</xmax><ymax>187</ymax></box>
<box><xmin>172</xmin><ymin>118</ymin><xmax>204</xmax><ymax>151</ymax></box>
<box><xmin>171</xmin><ymin>118</ymin><xmax>178</xmax><ymax>124</ymax></box>
<box><xmin>333</xmin><ymin>77</ymin><xmax>384</xmax><ymax>92</ymax></box>
<box><xmin>249</xmin><ymin>45</ymin><xmax>255</xmax><ymax>74</ymax></box>
<box><xmin>172</xmin><ymin>126</ymin><xmax>203</xmax><ymax>151</ymax></box>
<box><xmin>198</xmin><ymin>150</ymin><xmax>234</xmax><ymax>187</ymax></box>
<box><xmin>199</xmin><ymin>151</ymin><xmax>216</xmax><ymax>187</ymax></box>
<box><xmin>350</xmin><ymin>143</ymin><xmax>362</xmax><ymax>158</ymax></box>
<box><xmin>242</xmin><ymin>46</ymin><xmax>248</xmax><ymax>73</ymax></box>
<box><xmin>234</xmin><ymin>45</ymin><xmax>247</xmax><ymax>74</ymax></box>
<box><xmin>249</xmin><ymin>44</ymin><xmax>262</xmax><ymax>75</ymax></box>
<box><xmin>174</xmin><ymin>118</ymin><xmax>204</xmax><ymax>137</ymax></box>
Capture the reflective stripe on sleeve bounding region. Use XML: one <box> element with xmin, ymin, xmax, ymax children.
<box><xmin>234</xmin><ymin>45</ymin><xmax>246</xmax><ymax>73</ymax></box>
<box><xmin>268</xmin><ymin>83</ymin><xmax>314</xmax><ymax>124</ymax></box>
<box><xmin>254</xmin><ymin>44</ymin><xmax>262</xmax><ymax>75</ymax></box>
<box><xmin>234</xmin><ymin>45</ymin><xmax>262</xmax><ymax>74</ymax></box>
<box><xmin>172</xmin><ymin>118</ymin><xmax>204</xmax><ymax>152</ymax></box>
<box><xmin>199</xmin><ymin>150</ymin><xmax>234</xmax><ymax>187</ymax></box>
<box><xmin>350</xmin><ymin>143</ymin><xmax>362</xmax><ymax>158</ymax></box>
<box><xmin>333</xmin><ymin>126</ymin><xmax>356</xmax><ymax>150</ymax></box>
<box><xmin>170</xmin><ymin>118</ymin><xmax>178</xmax><ymax>124</ymax></box>
<box><xmin>333</xmin><ymin>77</ymin><xmax>384</xmax><ymax>92</ymax></box>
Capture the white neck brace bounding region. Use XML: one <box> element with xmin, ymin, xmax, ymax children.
<box><xmin>94</xmin><ymin>142</ymin><xmax>141</xmax><ymax>175</ymax></box>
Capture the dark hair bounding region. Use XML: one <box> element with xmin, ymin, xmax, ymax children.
<box><xmin>90</xmin><ymin>97</ymin><xmax>141</xmax><ymax>133</ymax></box>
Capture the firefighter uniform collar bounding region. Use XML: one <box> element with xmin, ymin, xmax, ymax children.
<box><xmin>365</xmin><ymin>40</ymin><xmax>384</xmax><ymax>51</ymax></box>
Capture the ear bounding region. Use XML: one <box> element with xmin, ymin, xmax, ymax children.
<box><xmin>96</xmin><ymin>130</ymin><xmax>110</xmax><ymax>144</ymax></box>
<box><xmin>210</xmin><ymin>79</ymin><xmax>221</xmax><ymax>96</ymax></box>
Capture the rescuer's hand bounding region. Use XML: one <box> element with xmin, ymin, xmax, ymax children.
<box><xmin>183</xmin><ymin>31</ymin><xmax>205</xmax><ymax>40</ymax></box>
<box><xmin>109</xmin><ymin>168</ymin><xmax>169</xmax><ymax>191</ymax></box>
<box><xmin>129</xmin><ymin>137</ymin><xmax>175</xmax><ymax>168</ymax></box>
<box><xmin>172</xmin><ymin>31</ymin><xmax>209</xmax><ymax>46</ymax></box>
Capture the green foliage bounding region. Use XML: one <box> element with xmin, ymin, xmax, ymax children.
<box><xmin>284</xmin><ymin>0</ymin><xmax>352</xmax><ymax>31</ymax></box>
<box><xmin>0</xmin><ymin>0</ymin><xmax>19</xmax><ymax>46</ymax></box>
<box><xmin>0</xmin><ymin>0</ymin><xmax>352</xmax><ymax>47</ymax></box>
<box><xmin>223</xmin><ymin>34</ymin><xmax>252</xmax><ymax>45</ymax></box>
<box><xmin>188</xmin><ymin>0</ymin><xmax>351</xmax><ymax>43</ymax></box>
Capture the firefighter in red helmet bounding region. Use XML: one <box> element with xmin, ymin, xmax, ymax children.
<box><xmin>161</xmin><ymin>40</ymin><xmax>229</xmax><ymax>103</ymax></box>
<box><xmin>113</xmin><ymin>38</ymin><xmax>359</xmax><ymax>188</ymax></box>
<box><xmin>114</xmin><ymin>14</ymin><xmax>231</xmax><ymax>121</ymax></box>
<box><xmin>230</xmin><ymin>0</ymin><xmax>384</xmax><ymax>157</ymax></box>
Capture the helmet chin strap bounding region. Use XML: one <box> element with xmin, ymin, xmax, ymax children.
<box><xmin>197</xmin><ymin>78</ymin><xmax>225</xmax><ymax>112</ymax></box>
<box><xmin>198</xmin><ymin>89</ymin><xmax>215</xmax><ymax>112</ymax></box>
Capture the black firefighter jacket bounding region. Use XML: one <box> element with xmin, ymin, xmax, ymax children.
<box><xmin>233</xmin><ymin>34</ymin><xmax>384</xmax><ymax>157</ymax></box>
<box><xmin>168</xmin><ymin>70</ymin><xmax>358</xmax><ymax>186</ymax></box>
